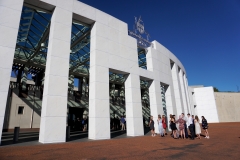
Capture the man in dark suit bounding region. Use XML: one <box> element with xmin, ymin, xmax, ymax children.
<box><xmin>182</xmin><ymin>113</ymin><xmax>188</xmax><ymax>138</ymax></box>
<box><xmin>192</xmin><ymin>115</ymin><xmax>196</xmax><ymax>138</ymax></box>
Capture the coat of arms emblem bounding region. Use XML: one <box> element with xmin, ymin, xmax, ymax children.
<box><xmin>129</xmin><ymin>16</ymin><xmax>152</xmax><ymax>48</ymax></box>
<box><xmin>135</xmin><ymin>16</ymin><xmax>144</xmax><ymax>34</ymax></box>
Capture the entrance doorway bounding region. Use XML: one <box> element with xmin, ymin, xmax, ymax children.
<box><xmin>68</xmin><ymin>107</ymin><xmax>84</xmax><ymax>131</ymax></box>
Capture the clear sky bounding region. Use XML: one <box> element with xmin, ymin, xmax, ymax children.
<box><xmin>78</xmin><ymin>0</ymin><xmax>240</xmax><ymax>92</ymax></box>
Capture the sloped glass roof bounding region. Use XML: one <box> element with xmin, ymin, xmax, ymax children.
<box><xmin>69</xmin><ymin>22</ymin><xmax>91</xmax><ymax>76</ymax></box>
<box><xmin>13</xmin><ymin>5</ymin><xmax>91</xmax><ymax>77</ymax></box>
<box><xmin>15</xmin><ymin>6</ymin><xmax>51</xmax><ymax>66</ymax></box>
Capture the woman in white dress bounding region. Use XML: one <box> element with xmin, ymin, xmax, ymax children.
<box><xmin>194</xmin><ymin>116</ymin><xmax>201</xmax><ymax>139</ymax></box>
<box><xmin>157</xmin><ymin>115</ymin><xmax>164</xmax><ymax>137</ymax></box>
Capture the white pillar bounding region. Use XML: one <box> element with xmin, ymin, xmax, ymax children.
<box><xmin>125</xmin><ymin>74</ymin><xmax>144</xmax><ymax>136</ymax></box>
<box><xmin>39</xmin><ymin>7</ymin><xmax>72</xmax><ymax>143</ymax></box>
<box><xmin>165</xmin><ymin>85</ymin><xmax>174</xmax><ymax>116</ymax></box>
<box><xmin>0</xmin><ymin>0</ymin><xmax>24</xmax><ymax>145</ymax></box>
<box><xmin>88</xmin><ymin>66</ymin><xmax>110</xmax><ymax>139</ymax></box>
<box><xmin>171</xmin><ymin>63</ymin><xmax>184</xmax><ymax>116</ymax></box>
<box><xmin>89</xmin><ymin>22</ymin><xmax>110</xmax><ymax>140</ymax></box>
<box><xmin>178</xmin><ymin>69</ymin><xmax>188</xmax><ymax>114</ymax></box>
<box><xmin>183</xmin><ymin>74</ymin><xmax>191</xmax><ymax>114</ymax></box>
<box><xmin>149</xmin><ymin>80</ymin><xmax>163</xmax><ymax>134</ymax></box>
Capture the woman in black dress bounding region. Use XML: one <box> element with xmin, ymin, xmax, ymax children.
<box><xmin>149</xmin><ymin>116</ymin><xmax>155</xmax><ymax>137</ymax></box>
<box><xmin>170</xmin><ymin>117</ymin><xmax>178</xmax><ymax>139</ymax></box>
<box><xmin>201</xmin><ymin>116</ymin><xmax>210</xmax><ymax>139</ymax></box>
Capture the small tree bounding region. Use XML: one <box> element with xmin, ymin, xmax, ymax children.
<box><xmin>213</xmin><ymin>87</ymin><xmax>219</xmax><ymax>92</ymax></box>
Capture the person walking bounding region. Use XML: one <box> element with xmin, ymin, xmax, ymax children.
<box><xmin>157</xmin><ymin>115</ymin><xmax>164</xmax><ymax>137</ymax></box>
<box><xmin>162</xmin><ymin>115</ymin><xmax>167</xmax><ymax>136</ymax></box>
<box><xmin>192</xmin><ymin>115</ymin><xmax>196</xmax><ymax>138</ymax></box>
<box><xmin>149</xmin><ymin>116</ymin><xmax>155</xmax><ymax>137</ymax></box>
<box><xmin>120</xmin><ymin>116</ymin><xmax>126</xmax><ymax>130</ymax></box>
<box><xmin>176</xmin><ymin>115</ymin><xmax>186</xmax><ymax>139</ymax></box>
<box><xmin>187</xmin><ymin>113</ymin><xmax>195</xmax><ymax>140</ymax></box>
<box><xmin>194</xmin><ymin>116</ymin><xmax>201</xmax><ymax>139</ymax></box>
<box><xmin>201</xmin><ymin>116</ymin><xmax>210</xmax><ymax>139</ymax></box>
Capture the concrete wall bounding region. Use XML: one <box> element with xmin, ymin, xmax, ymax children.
<box><xmin>215</xmin><ymin>92</ymin><xmax>240</xmax><ymax>122</ymax></box>
<box><xmin>7</xmin><ymin>90</ymin><xmax>41</xmax><ymax>129</ymax></box>
<box><xmin>193</xmin><ymin>86</ymin><xmax>219</xmax><ymax>123</ymax></box>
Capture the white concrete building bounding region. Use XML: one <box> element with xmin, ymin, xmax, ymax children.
<box><xmin>1</xmin><ymin>0</ymin><xmax>237</xmax><ymax>145</ymax></box>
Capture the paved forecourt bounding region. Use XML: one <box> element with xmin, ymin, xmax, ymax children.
<box><xmin>0</xmin><ymin>123</ymin><xmax>239</xmax><ymax>160</ymax></box>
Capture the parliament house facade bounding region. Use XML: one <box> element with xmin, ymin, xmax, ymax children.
<box><xmin>1</xmin><ymin>0</ymin><xmax>234</xmax><ymax>145</ymax></box>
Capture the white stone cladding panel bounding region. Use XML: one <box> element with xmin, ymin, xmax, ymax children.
<box><xmin>39</xmin><ymin>117</ymin><xmax>67</xmax><ymax>143</ymax></box>
<box><xmin>165</xmin><ymin>85</ymin><xmax>176</xmax><ymax>115</ymax></box>
<box><xmin>179</xmin><ymin>69</ymin><xmax>188</xmax><ymax>114</ymax></box>
<box><xmin>41</xmin><ymin>95</ymin><xmax>68</xmax><ymax>117</ymax></box>
<box><xmin>89</xmin><ymin>65</ymin><xmax>109</xmax><ymax>83</ymax></box>
<box><xmin>183</xmin><ymin>75</ymin><xmax>191</xmax><ymax>114</ymax></box>
<box><xmin>89</xmin><ymin>99</ymin><xmax>109</xmax><ymax>118</ymax></box>
<box><xmin>89</xmin><ymin>117</ymin><xmax>110</xmax><ymax>139</ymax></box>
<box><xmin>139</xmin><ymin>68</ymin><xmax>154</xmax><ymax>80</ymax></box>
<box><xmin>171</xmin><ymin>63</ymin><xmax>184</xmax><ymax>116</ymax></box>
<box><xmin>188</xmin><ymin>87</ymin><xmax>196</xmax><ymax>115</ymax></box>
<box><xmin>194</xmin><ymin>87</ymin><xmax>219</xmax><ymax>123</ymax></box>
<box><xmin>72</xmin><ymin>0</ymin><xmax>96</xmax><ymax>21</ymax></box>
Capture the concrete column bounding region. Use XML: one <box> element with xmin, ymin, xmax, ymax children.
<box><xmin>165</xmin><ymin>85</ymin><xmax>174</xmax><ymax>116</ymax></box>
<box><xmin>178</xmin><ymin>69</ymin><xmax>188</xmax><ymax>114</ymax></box>
<box><xmin>89</xmin><ymin>21</ymin><xmax>110</xmax><ymax>139</ymax></box>
<box><xmin>149</xmin><ymin>80</ymin><xmax>163</xmax><ymax>134</ymax></box>
<box><xmin>21</xmin><ymin>66</ymin><xmax>28</xmax><ymax>90</ymax></box>
<box><xmin>39</xmin><ymin>7</ymin><xmax>72</xmax><ymax>143</ymax></box>
<box><xmin>0</xmin><ymin>0</ymin><xmax>24</xmax><ymax>145</ymax></box>
<box><xmin>125</xmin><ymin>74</ymin><xmax>143</xmax><ymax>136</ymax></box>
<box><xmin>171</xmin><ymin>63</ymin><xmax>184</xmax><ymax>116</ymax></box>
<box><xmin>82</xmin><ymin>77</ymin><xmax>86</xmax><ymax>97</ymax></box>
<box><xmin>183</xmin><ymin>74</ymin><xmax>191</xmax><ymax>114</ymax></box>
<box><xmin>88</xmin><ymin>66</ymin><xmax>110</xmax><ymax>139</ymax></box>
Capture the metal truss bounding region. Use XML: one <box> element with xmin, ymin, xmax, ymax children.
<box><xmin>13</xmin><ymin>4</ymin><xmax>92</xmax><ymax>79</ymax></box>
<box><xmin>15</xmin><ymin>6</ymin><xmax>51</xmax><ymax>71</ymax></box>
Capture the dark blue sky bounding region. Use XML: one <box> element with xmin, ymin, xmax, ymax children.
<box><xmin>79</xmin><ymin>0</ymin><xmax>240</xmax><ymax>92</ymax></box>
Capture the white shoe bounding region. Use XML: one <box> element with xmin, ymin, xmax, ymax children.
<box><xmin>207</xmin><ymin>136</ymin><xmax>210</xmax><ymax>139</ymax></box>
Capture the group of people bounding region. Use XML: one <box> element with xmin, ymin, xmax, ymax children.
<box><xmin>110</xmin><ymin>116</ymin><xmax>126</xmax><ymax>131</ymax></box>
<box><xmin>149</xmin><ymin>113</ymin><xmax>210</xmax><ymax>140</ymax></box>
<box><xmin>68</xmin><ymin>117</ymin><xmax>88</xmax><ymax>131</ymax></box>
